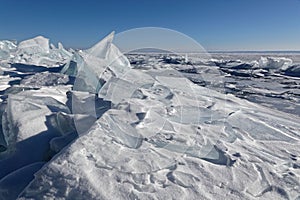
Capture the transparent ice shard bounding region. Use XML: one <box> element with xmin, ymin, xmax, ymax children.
<box><xmin>85</xmin><ymin>31</ymin><xmax>114</xmax><ymax>58</ymax></box>
<box><xmin>48</xmin><ymin>112</ymin><xmax>78</xmax><ymax>153</ymax></box>
<box><xmin>100</xmin><ymin>110</ymin><xmax>143</xmax><ymax>149</ymax></box>
<box><xmin>86</xmin><ymin>32</ymin><xmax>131</xmax><ymax>80</ymax></box>
<box><xmin>98</xmin><ymin>77</ymin><xmax>140</xmax><ymax>104</ymax></box>
<box><xmin>71</xmin><ymin>91</ymin><xmax>97</xmax><ymax>116</ymax></box>
<box><xmin>136</xmin><ymin>109</ymin><xmax>175</xmax><ymax>138</ymax></box>
<box><xmin>61</xmin><ymin>32</ymin><xmax>131</xmax><ymax>93</ymax></box>
<box><xmin>75</xmin><ymin>65</ymin><xmax>103</xmax><ymax>93</ymax></box>
<box><xmin>106</xmin><ymin>43</ymin><xmax>131</xmax><ymax>76</ymax></box>
<box><xmin>60</xmin><ymin>53</ymin><xmax>82</xmax><ymax>76</ymax></box>
<box><xmin>167</xmin><ymin>106</ymin><xmax>225</xmax><ymax>124</ymax></box>
<box><xmin>69</xmin><ymin>91</ymin><xmax>111</xmax><ymax>135</ymax></box>
<box><xmin>98</xmin><ymin>69</ymin><xmax>155</xmax><ymax>104</ymax></box>
<box><xmin>62</xmin><ymin>52</ymin><xmax>105</xmax><ymax>93</ymax></box>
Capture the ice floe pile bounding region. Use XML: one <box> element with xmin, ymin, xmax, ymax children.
<box><xmin>0</xmin><ymin>36</ymin><xmax>72</xmax><ymax>67</ymax></box>
<box><xmin>0</xmin><ymin>33</ymin><xmax>299</xmax><ymax>199</ymax></box>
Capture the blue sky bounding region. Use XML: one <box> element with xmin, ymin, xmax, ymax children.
<box><xmin>0</xmin><ymin>0</ymin><xmax>299</xmax><ymax>51</ymax></box>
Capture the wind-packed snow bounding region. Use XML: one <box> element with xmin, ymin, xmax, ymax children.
<box><xmin>0</xmin><ymin>33</ymin><xmax>299</xmax><ymax>199</ymax></box>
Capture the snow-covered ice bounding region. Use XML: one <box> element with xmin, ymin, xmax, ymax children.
<box><xmin>0</xmin><ymin>33</ymin><xmax>299</xmax><ymax>199</ymax></box>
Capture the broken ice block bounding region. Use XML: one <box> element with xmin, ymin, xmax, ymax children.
<box><xmin>18</xmin><ymin>36</ymin><xmax>50</xmax><ymax>54</ymax></box>
<box><xmin>0</xmin><ymin>40</ymin><xmax>17</xmax><ymax>60</ymax></box>
<box><xmin>12</xmin><ymin>36</ymin><xmax>72</xmax><ymax>67</ymax></box>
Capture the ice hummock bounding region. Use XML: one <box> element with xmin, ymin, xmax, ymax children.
<box><xmin>9</xmin><ymin>36</ymin><xmax>72</xmax><ymax>67</ymax></box>
<box><xmin>257</xmin><ymin>56</ymin><xmax>293</xmax><ymax>70</ymax></box>
<box><xmin>18</xmin><ymin>36</ymin><xmax>50</xmax><ymax>54</ymax></box>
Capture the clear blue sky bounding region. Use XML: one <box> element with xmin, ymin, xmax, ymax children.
<box><xmin>0</xmin><ymin>0</ymin><xmax>299</xmax><ymax>51</ymax></box>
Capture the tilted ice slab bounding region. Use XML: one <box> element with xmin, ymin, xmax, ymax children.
<box><xmin>61</xmin><ymin>32</ymin><xmax>131</xmax><ymax>93</ymax></box>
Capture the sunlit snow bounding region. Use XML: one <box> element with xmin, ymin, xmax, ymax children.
<box><xmin>0</xmin><ymin>33</ymin><xmax>299</xmax><ymax>200</ymax></box>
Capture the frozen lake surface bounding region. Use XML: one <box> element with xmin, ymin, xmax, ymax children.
<box><xmin>0</xmin><ymin>34</ymin><xmax>299</xmax><ymax>199</ymax></box>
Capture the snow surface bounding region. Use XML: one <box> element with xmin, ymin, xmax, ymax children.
<box><xmin>0</xmin><ymin>33</ymin><xmax>299</xmax><ymax>199</ymax></box>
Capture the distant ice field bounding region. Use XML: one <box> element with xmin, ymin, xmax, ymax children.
<box><xmin>210</xmin><ymin>52</ymin><xmax>300</xmax><ymax>64</ymax></box>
